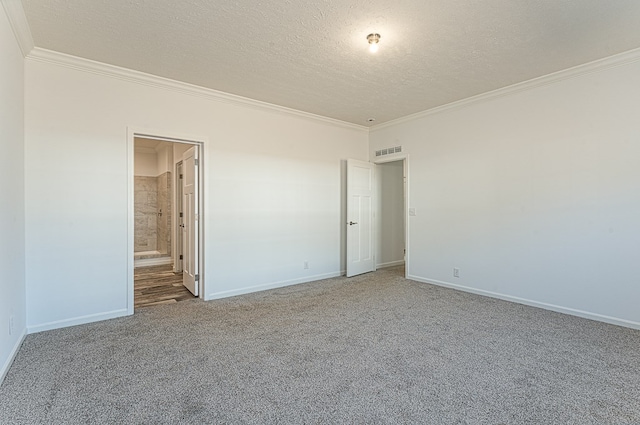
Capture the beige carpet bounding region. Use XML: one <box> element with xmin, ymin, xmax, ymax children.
<box><xmin>1</xmin><ymin>266</ymin><xmax>639</xmax><ymax>424</ymax></box>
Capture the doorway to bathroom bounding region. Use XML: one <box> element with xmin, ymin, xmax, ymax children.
<box><xmin>133</xmin><ymin>138</ymin><xmax>174</xmax><ymax>268</ymax></box>
<box><xmin>128</xmin><ymin>131</ymin><xmax>204</xmax><ymax>311</ymax></box>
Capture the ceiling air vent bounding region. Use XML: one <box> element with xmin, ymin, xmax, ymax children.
<box><xmin>375</xmin><ymin>146</ymin><xmax>402</xmax><ymax>157</ymax></box>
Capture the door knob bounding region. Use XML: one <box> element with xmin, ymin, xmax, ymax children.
<box><xmin>349</xmin><ymin>221</ymin><xmax>358</xmax><ymax>226</ymax></box>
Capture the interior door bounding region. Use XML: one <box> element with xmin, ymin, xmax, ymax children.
<box><xmin>182</xmin><ymin>146</ymin><xmax>199</xmax><ymax>296</ymax></box>
<box><xmin>346</xmin><ymin>159</ymin><xmax>375</xmax><ymax>277</ymax></box>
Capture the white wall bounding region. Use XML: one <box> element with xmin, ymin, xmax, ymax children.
<box><xmin>134</xmin><ymin>141</ymin><xmax>173</xmax><ymax>176</ymax></box>
<box><xmin>370</xmin><ymin>54</ymin><xmax>640</xmax><ymax>328</ymax></box>
<box><xmin>173</xmin><ymin>143</ymin><xmax>191</xmax><ymax>166</ymax></box>
<box><xmin>134</xmin><ymin>150</ymin><xmax>158</xmax><ymax>177</ymax></box>
<box><xmin>156</xmin><ymin>142</ymin><xmax>172</xmax><ymax>175</ymax></box>
<box><xmin>376</xmin><ymin>160</ymin><xmax>405</xmax><ymax>267</ymax></box>
<box><xmin>24</xmin><ymin>54</ymin><xmax>368</xmax><ymax>331</ymax></box>
<box><xmin>0</xmin><ymin>4</ymin><xmax>26</xmax><ymax>381</ymax></box>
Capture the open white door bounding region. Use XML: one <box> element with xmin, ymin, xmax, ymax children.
<box><xmin>182</xmin><ymin>146</ymin><xmax>199</xmax><ymax>296</ymax></box>
<box><xmin>346</xmin><ymin>159</ymin><xmax>375</xmax><ymax>277</ymax></box>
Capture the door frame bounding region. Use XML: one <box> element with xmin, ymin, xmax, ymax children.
<box><xmin>373</xmin><ymin>154</ymin><xmax>409</xmax><ymax>279</ymax></box>
<box><xmin>174</xmin><ymin>160</ymin><xmax>184</xmax><ymax>273</ymax></box>
<box><xmin>180</xmin><ymin>145</ymin><xmax>200</xmax><ymax>296</ymax></box>
<box><xmin>127</xmin><ymin>127</ymin><xmax>207</xmax><ymax>314</ymax></box>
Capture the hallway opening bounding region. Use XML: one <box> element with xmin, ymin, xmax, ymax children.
<box><xmin>131</xmin><ymin>134</ymin><xmax>203</xmax><ymax>309</ymax></box>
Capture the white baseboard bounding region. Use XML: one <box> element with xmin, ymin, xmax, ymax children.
<box><xmin>134</xmin><ymin>257</ymin><xmax>172</xmax><ymax>268</ymax></box>
<box><xmin>27</xmin><ymin>308</ymin><xmax>130</xmax><ymax>334</ymax></box>
<box><xmin>377</xmin><ymin>260</ymin><xmax>405</xmax><ymax>269</ymax></box>
<box><xmin>207</xmin><ymin>271</ymin><xmax>343</xmax><ymax>301</ymax></box>
<box><xmin>408</xmin><ymin>274</ymin><xmax>640</xmax><ymax>330</ymax></box>
<box><xmin>1</xmin><ymin>330</ymin><xmax>27</xmax><ymax>386</ymax></box>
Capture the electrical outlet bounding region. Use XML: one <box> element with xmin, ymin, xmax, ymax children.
<box><xmin>453</xmin><ymin>268</ymin><xmax>460</xmax><ymax>278</ymax></box>
<box><xmin>304</xmin><ymin>261</ymin><xmax>309</xmax><ymax>269</ymax></box>
<box><xmin>9</xmin><ymin>315</ymin><xmax>14</xmax><ymax>336</ymax></box>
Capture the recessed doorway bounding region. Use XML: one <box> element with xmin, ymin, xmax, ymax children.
<box><xmin>127</xmin><ymin>129</ymin><xmax>206</xmax><ymax>314</ymax></box>
<box><xmin>375</xmin><ymin>156</ymin><xmax>409</xmax><ymax>277</ymax></box>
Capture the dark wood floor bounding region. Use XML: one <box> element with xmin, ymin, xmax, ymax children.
<box><xmin>134</xmin><ymin>264</ymin><xmax>195</xmax><ymax>309</ymax></box>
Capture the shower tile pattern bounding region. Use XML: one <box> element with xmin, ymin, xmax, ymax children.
<box><xmin>157</xmin><ymin>171</ymin><xmax>172</xmax><ymax>256</ymax></box>
<box><xmin>134</xmin><ymin>176</ymin><xmax>158</xmax><ymax>252</ymax></box>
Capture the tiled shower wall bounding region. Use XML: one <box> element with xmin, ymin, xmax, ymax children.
<box><xmin>156</xmin><ymin>172</ymin><xmax>172</xmax><ymax>256</ymax></box>
<box><xmin>134</xmin><ymin>172</ymin><xmax>172</xmax><ymax>254</ymax></box>
<box><xmin>134</xmin><ymin>176</ymin><xmax>158</xmax><ymax>252</ymax></box>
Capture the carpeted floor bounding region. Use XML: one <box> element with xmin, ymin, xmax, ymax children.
<box><xmin>1</xmin><ymin>266</ymin><xmax>639</xmax><ymax>424</ymax></box>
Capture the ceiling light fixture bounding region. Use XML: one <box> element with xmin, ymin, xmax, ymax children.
<box><xmin>367</xmin><ymin>33</ymin><xmax>381</xmax><ymax>53</ymax></box>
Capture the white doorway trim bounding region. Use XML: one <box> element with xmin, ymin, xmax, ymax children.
<box><xmin>126</xmin><ymin>127</ymin><xmax>208</xmax><ymax>315</ymax></box>
<box><xmin>374</xmin><ymin>154</ymin><xmax>409</xmax><ymax>279</ymax></box>
<box><xmin>174</xmin><ymin>160</ymin><xmax>184</xmax><ymax>273</ymax></box>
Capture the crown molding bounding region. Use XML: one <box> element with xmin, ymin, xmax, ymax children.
<box><xmin>25</xmin><ymin>48</ymin><xmax>368</xmax><ymax>133</ymax></box>
<box><xmin>1</xmin><ymin>0</ymin><xmax>34</xmax><ymax>56</ymax></box>
<box><xmin>371</xmin><ymin>47</ymin><xmax>640</xmax><ymax>132</ymax></box>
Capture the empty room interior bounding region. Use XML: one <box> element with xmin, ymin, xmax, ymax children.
<box><xmin>1</xmin><ymin>0</ymin><xmax>639</xmax><ymax>423</ymax></box>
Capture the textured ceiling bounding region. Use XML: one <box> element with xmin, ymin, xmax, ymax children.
<box><xmin>21</xmin><ymin>0</ymin><xmax>640</xmax><ymax>126</ymax></box>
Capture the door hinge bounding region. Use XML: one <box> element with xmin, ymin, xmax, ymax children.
<box><xmin>179</xmin><ymin>255</ymin><xmax>183</xmax><ymax>260</ymax></box>
<box><xmin>179</xmin><ymin>212</ymin><xmax>183</xmax><ymax>218</ymax></box>
<box><xmin>195</xmin><ymin>158</ymin><xmax>199</xmax><ymax>166</ymax></box>
<box><xmin>195</xmin><ymin>274</ymin><xmax>199</xmax><ymax>282</ymax></box>
<box><xmin>179</xmin><ymin>174</ymin><xmax>183</xmax><ymax>179</ymax></box>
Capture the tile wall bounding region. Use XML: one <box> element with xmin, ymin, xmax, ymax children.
<box><xmin>156</xmin><ymin>171</ymin><xmax>172</xmax><ymax>256</ymax></box>
<box><xmin>134</xmin><ymin>176</ymin><xmax>158</xmax><ymax>252</ymax></box>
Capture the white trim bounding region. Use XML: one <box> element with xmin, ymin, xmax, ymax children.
<box><xmin>173</xmin><ymin>161</ymin><xmax>184</xmax><ymax>274</ymax></box>
<box><xmin>403</xmin><ymin>157</ymin><xmax>410</xmax><ymax>280</ymax></box>
<box><xmin>127</xmin><ymin>127</ymin><xmax>207</xmax><ymax>313</ymax></box>
<box><xmin>27</xmin><ymin>309</ymin><xmax>129</xmax><ymax>334</ymax></box>
<box><xmin>134</xmin><ymin>257</ymin><xmax>173</xmax><ymax>268</ymax></box>
<box><xmin>407</xmin><ymin>275</ymin><xmax>640</xmax><ymax>331</ymax></box>
<box><xmin>26</xmin><ymin>48</ymin><xmax>369</xmax><ymax>133</ymax></box>
<box><xmin>0</xmin><ymin>0</ymin><xmax>34</xmax><ymax>57</ymax></box>
<box><xmin>371</xmin><ymin>47</ymin><xmax>640</xmax><ymax>132</ymax></box>
<box><xmin>134</xmin><ymin>250</ymin><xmax>163</xmax><ymax>256</ymax></box>
<box><xmin>376</xmin><ymin>260</ymin><xmax>405</xmax><ymax>269</ymax></box>
<box><xmin>127</xmin><ymin>132</ymin><xmax>135</xmax><ymax>315</ymax></box>
<box><xmin>0</xmin><ymin>330</ymin><xmax>26</xmax><ymax>385</ymax></box>
<box><xmin>207</xmin><ymin>271</ymin><xmax>342</xmax><ymax>300</ymax></box>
